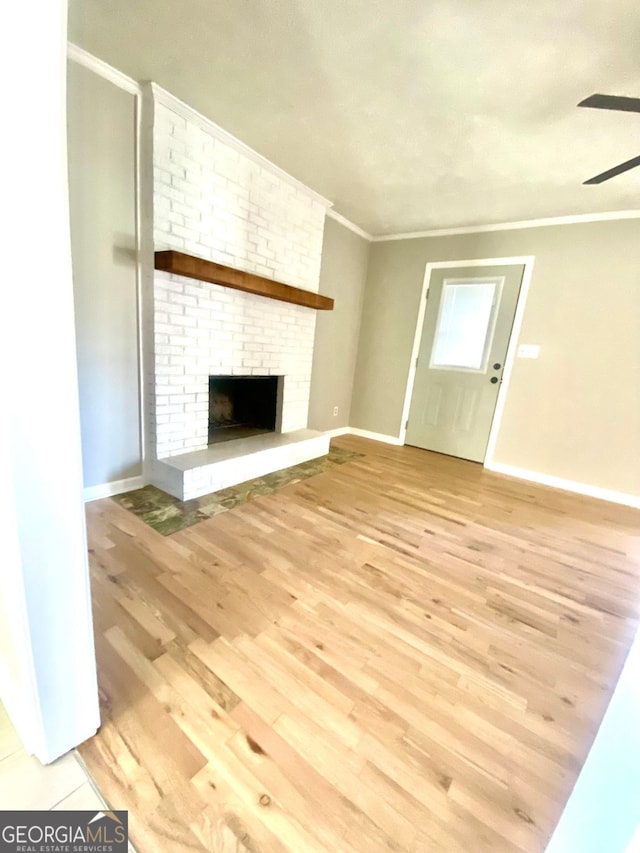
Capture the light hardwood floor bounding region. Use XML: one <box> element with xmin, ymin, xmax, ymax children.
<box><xmin>80</xmin><ymin>436</ymin><xmax>640</xmax><ymax>852</ymax></box>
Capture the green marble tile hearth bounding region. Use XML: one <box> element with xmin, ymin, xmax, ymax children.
<box><xmin>113</xmin><ymin>445</ymin><xmax>363</xmax><ymax>536</ymax></box>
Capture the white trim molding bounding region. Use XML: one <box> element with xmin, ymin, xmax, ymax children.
<box><xmin>485</xmin><ymin>462</ymin><xmax>640</xmax><ymax>510</ymax></box>
<box><xmin>322</xmin><ymin>426</ymin><xmax>402</xmax><ymax>444</ymax></box>
<box><xmin>373</xmin><ymin>210</ymin><xmax>640</xmax><ymax>242</ymax></box>
<box><xmin>322</xmin><ymin>426</ymin><xmax>352</xmax><ymax>438</ymax></box>
<box><xmin>349</xmin><ymin>428</ymin><xmax>403</xmax><ymax>446</ymax></box>
<box><xmin>66</xmin><ymin>43</ymin><xmax>141</xmax><ymax>95</ymax></box>
<box><xmin>398</xmin><ymin>256</ymin><xmax>536</xmax><ymax>460</ymax></box>
<box><xmin>326</xmin><ymin>209</ymin><xmax>373</xmax><ymax>241</ymax></box>
<box><xmin>83</xmin><ymin>475</ymin><xmax>145</xmax><ymax>503</ymax></box>
<box><xmin>398</xmin><ymin>263</ymin><xmax>433</xmax><ymax>445</ymax></box>
<box><xmin>67</xmin><ymin>43</ymin><xmax>148</xmax><ymax>479</ymax></box>
<box><xmin>150</xmin><ymin>83</ymin><xmax>332</xmax><ymax>210</ymax></box>
<box><xmin>483</xmin><ymin>258</ymin><xmax>535</xmax><ymax>467</ymax></box>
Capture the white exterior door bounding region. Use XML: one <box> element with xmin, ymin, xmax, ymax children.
<box><xmin>405</xmin><ymin>264</ymin><xmax>524</xmax><ymax>462</ymax></box>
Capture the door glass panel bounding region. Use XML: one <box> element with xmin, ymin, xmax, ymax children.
<box><xmin>430</xmin><ymin>278</ymin><xmax>502</xmax><ymax>371</ymax></box>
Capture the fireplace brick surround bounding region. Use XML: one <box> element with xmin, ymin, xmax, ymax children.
<box><xmin>148</xmin><ymin>87</ymin><xmax>331</xmax><ymax>498</ymax></box>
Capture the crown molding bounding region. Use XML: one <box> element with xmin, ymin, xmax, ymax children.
<box><xmin>150</xmin><ymin>83</ymin><xmax>332</xmax><ymax>210</ymax></box>
<box><xmin>66</xmin><ymin>43</ymin><xmax>141</xmax><ymax>95</ymax></box>
<box><xmin>65</xmin><ymin>51</ymin><xmax>639</xmax><ymax>245</ymax></box>
<box><xmin>326</xmin><ymin>209</ymin><xmax>373</xmax><ymax>241</ymax></box>
<box><xmin>372</xmin><ymin>210</ymin><xmax>640</xmax><ymax>242</ymax></box>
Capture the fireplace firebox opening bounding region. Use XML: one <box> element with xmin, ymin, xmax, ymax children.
<box><xmin>208</xmin><ymin>375</ymin><xmax>282</xmax><ymax>445</ymax></box>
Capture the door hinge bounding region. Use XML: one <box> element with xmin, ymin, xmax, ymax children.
<box><xmin>425</xmin><ymin>289</ymin><xmax>430</xmax><ymax>300</ymax></box>
<box><xmin>415</xmin><ymin>357</ymin><xmax>419</xmax><ymax>367</ymax></box>
<box><xmin>405</xmin><ymin>420</ymin><xmax>409</xmax><ymax>430</ymax></box>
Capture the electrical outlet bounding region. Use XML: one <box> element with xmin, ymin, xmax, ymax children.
<box><xmin>517</xmin><ymin>344</ymin><xmax>540</xmax><ymax>359</ymax></box>
<box><xmin>333</xmin><ymin>406</ymin><xmax>339</xmax><ymax>416</ymax></box>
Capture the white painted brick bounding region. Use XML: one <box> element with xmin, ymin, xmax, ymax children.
<box><xmin>151</xmin><ymin>98</ymin><xmax>325</xmax><ymax>457</ymax></box>
<box><xmin>156</xmin><ymin>299</ymin><xmax>182</xmax><ymax>316</ymax></box>
<box><xmin>170</xmin><ymin>175</ymin><xmax>201</xmax><ymax>199</ymax></box>
<box><xmin>155</xmin><ymin>323</ymin><xmax>185</xmax><ymax>337</ymax></box>
<box><xmin>154</xmin><ymin>167</ymin><xmax>172</xmax><ymax>186</ymax></box>
<box><xmin>170</xmin><ymin>293</ymin><xmax>197</xmax><ymax>307</ymax></box>
<box><xmin>157</xmin><ymin>403</ymin><xmax>187</xmax><ymax>415</ymax></box>
<box><xmin>196</xmin><ymin>318</ymin><xmax>222</xmax><ymax>331</ymax></box>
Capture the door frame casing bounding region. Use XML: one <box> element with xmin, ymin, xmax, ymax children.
<box><xmin>399</xmin><ymin>256</ymin><xmax>536</xmax><ymax>466</ymax></box>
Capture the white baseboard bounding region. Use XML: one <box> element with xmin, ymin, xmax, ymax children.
<box><xmin>323</xmin><ymin>426</ymin><xmax>352</xmax><ymax>438</ymax></box>
<box><xmin>486</xmin><ymin>461</ymin><xmax>640</xmax><ymax>509</ymax></box>
<box><xmin>348</xmin><ymin>427</ymin><xmax>404</xmax><ymax>446</ymax></box>
<box><xmin>83</xmin><ymin>475</ymin><xmax>146</xmax><ymax>502</ymax></box>
<box><xmin>324</xmin><ymin>426</ymin><xmax>404</xmax><ymax>445</ymax></box>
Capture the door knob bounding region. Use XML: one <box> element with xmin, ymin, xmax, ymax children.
<box><xmin>490</xmin><ymin>376</ymin><xmax>499</xmax><ymax>384</ymax></box>
<box><xmin>493</xmin><ymin>362</ymin><xmax>501</xmax><ymax>370</ymax></box>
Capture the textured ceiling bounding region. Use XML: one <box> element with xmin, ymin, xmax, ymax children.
<box><xmin>68</xmin><ymin>0</ymin><xmax>640</xmax><ymax>235</ymax></box>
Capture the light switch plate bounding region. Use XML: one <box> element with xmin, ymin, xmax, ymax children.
<box><xmin>517</xmin><ymin>344</ymin><xmax>540</xmax><ymax>359</ymax></box>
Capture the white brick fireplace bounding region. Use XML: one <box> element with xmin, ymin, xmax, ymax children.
<box><xmin>148</xmin><ymin>86</ymin><xmax>331</xmax><ymax>499</ymax></box>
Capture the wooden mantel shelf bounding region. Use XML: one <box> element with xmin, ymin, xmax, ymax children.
<box><xmin>155</xmin><ymin>250</ymin><xmax>334</xmax><ymax>311</ymax></box>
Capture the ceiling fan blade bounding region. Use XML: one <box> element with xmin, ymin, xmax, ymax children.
<box><xmin>578</xmin><ymin>94</ymin><xmax>640</xmax><ymax>113</ymax></box>
<box><xmin>584</xmin><ymin>154</ymin><xmax>640</xmax><ymax>184</ymax></box>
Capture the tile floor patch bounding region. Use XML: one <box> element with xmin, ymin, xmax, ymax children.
<box><xmin>0</xmin><ymin>703</ymin><xmax>108</xmax><ymax>815</ymax></box>
<box><xmin>114</xmin><ymin>446</ymin><xmax>364</xmax><ymax>535</ymax></box>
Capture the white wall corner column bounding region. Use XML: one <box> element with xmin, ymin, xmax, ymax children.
<box><xmin>0</xmin><ymin>0</ymin><xmax>99</xmax><ymax>763</ymax></box>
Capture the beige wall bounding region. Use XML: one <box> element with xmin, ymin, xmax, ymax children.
<box><xmin>67</xmin><ymin>61</ymin><xmax>141</xmax><ymax>487</ymax></box>
<box><xmin>308</xmin><ymin>217</ymin><xmax>369</xmax><ymax>431</ymax></box>
<box><xmin>351</xmin><ymin>218</ymin><xmax>640</xmax><ymax>496</ymax></box>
